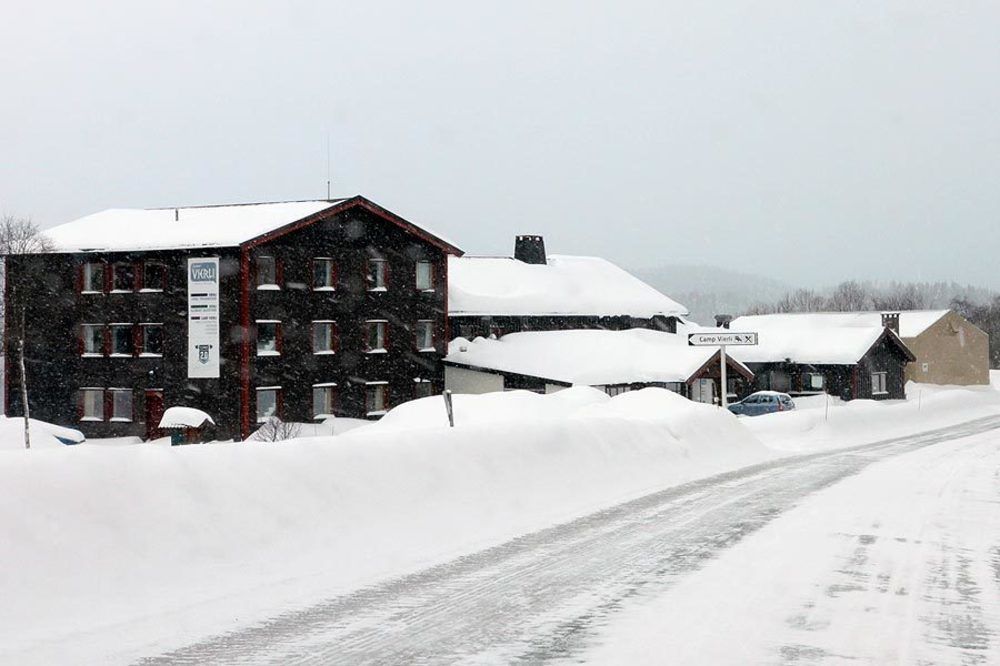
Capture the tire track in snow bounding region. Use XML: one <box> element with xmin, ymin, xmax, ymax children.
<box><xmin>137</xmin><ymin>415</ymin><xmax>1000</xmax><ymax>665</ymax></box>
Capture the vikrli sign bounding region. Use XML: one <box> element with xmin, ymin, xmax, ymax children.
<box><xmin>687</xmin><ymin>332</ymin><xmax>758</xmax><ymax>346</ymax></box>
<box><xmin>187</xmin><ymin>257</ymin><xmax>221</xmax><ymax>378</ymax></box>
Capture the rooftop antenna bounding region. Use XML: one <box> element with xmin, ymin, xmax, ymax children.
<box><xmin>325</xmin><ymin>133</ymin><xmax>331</xmax><ymax>200</ymax></box>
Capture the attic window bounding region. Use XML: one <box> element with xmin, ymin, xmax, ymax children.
<box><xmin>367</xmin><ymin>259</ymin><xmax>388</xmax><ymax>291</ymax></box>
<box><xmin>415</xmin><ymin>261</ymin><xmax>434</xmax><ymax>291</ymax></box>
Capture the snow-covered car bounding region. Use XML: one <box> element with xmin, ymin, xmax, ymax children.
<box><xmin>727</xmin><ymin>391</ymin><xmax>795</xmax><ymax>417</ymax></box>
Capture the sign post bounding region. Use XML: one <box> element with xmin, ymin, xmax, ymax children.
<box><xmin>688</xmin><ymin>332</ymin><xmax>758</xmax><ymax>408</ymax></box>
<box><xmin>187</xmin><ymin>257</ymin><xmax>221</xmax><ymax>379</ymax></box>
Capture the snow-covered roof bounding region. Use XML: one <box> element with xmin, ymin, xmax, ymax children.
<box><xmin>448</xmin><ymin>255</ymin><xmax>688</xmax><ymax>318</ymax></box>
<box><xmin>726</xmin><ymin>313</ymin><xmax>913</xmax><ymax>365</ymax></box>
<box><xmin>158</xmin><ymin>407</ymin><xmax>215</xmax><ymax>429</ymax></box>
<box><xmin>42</xmin><ymin>196</ymin><xmax>462</xmax><ymax>254</ymax></box>
<box><xmin>892</xmin><ymin>310</ymin><xmax>950</xmax><ymax>338</ymax></box>
<box><xmin>445</xmin><ymin>329</ymin><xmax>750</xmax><ymax>386</ymax></box>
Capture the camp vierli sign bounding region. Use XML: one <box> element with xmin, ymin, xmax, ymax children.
<box><xmin>187</xmin><ymin>257</ymin><xmax>221</xmax><ymax>379</ymax></box>
<box><xmin>687</xmin><ymin>331</ymin><xmax>758</xmax><ymax>409</ymax></box>
<box><xmin>687</xmin><ymin>332</ymin><xmax>758</xmax><ymax>346</ymax></box>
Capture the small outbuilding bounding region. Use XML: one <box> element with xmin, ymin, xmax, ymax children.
<box><xmin>443</xmin><ymin>329</ymin><xmax>754</xmax><ymax>404</ymax></box>
<box><xmin>158</xmin><ymin>407</ymin><xmax>216</xmax><ymax>444</ymax></box>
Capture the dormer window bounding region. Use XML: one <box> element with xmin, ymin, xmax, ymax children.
<box><xmin>256</xmin><ymin>256</ymin><xmax>278</xmax><ymax>289</ymax></box>
<box><xmin>367</xmin><ymin>259</ymin><xmax>388</xmax><ymax>291</ymax></box>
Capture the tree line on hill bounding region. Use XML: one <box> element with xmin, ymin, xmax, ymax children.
<box><xmin>744</xmin><ymin>280</ymin><xmax>1000</xmax><ymax>368</ymax></box>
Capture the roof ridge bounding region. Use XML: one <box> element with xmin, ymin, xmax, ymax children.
<box><xmin>147</xmin><ymin>198</ymin><xmax>350</xmax><ymax>211</ymax></box>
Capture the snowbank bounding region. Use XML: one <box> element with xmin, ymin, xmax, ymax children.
<box><xmin>0</xmin><ymin>417</ymin><xmax>84</xmax><ymax>450</ymax></box>
<box><xmin>743</xmin><ymin>380</ymin><xmax>1000</xmax><ymax>452</ymax></box>
<box><xmin>0</xmin><ymin>387</ymin><xmax>767</xmax><ymax>664</ymax></box>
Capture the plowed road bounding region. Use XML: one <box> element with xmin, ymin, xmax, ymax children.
<box><xmin>140</xmin><ymin>416</ymin><xmax>1000</xmax><ymax>665</ymax></box>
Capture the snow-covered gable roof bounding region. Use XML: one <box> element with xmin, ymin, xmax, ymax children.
<box><xmin>894</xmin><ymin>310</ymin><xmax>950</xmax><ymax>338</ymax></box>
<box><xmin>726</xmin><ymin>313</ymin><xmax>914</xmax><ymax>365</ymax></box>
<box><xmin>42</xmin><ymin>196</ymin><xmax>462</xmax><ymax>254</ymax></box>
<box><xmin>448</xmin><ymin>255</ymin><xmax>688</xmax><ymax>318</ymax></box>
<box><xmin>445</xmin><ymin>328</ymin><xmax>750</xmax><ymax>386</ymax></box>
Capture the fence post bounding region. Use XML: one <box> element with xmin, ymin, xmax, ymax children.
<box><xmin>443</xmin><ymin>390</ymin><xmax>455</xmax><ymax>427</ymax></box>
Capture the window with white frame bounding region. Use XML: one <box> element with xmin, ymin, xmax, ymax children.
<box><xmin>109</xmin><ymin>324</ymin><xmax>134</xmax><ymax>356</ymax></box>
<box><xmin>367</xmin><ymin>258</ymin><xmax>388</xmax><ymax>290</ymax></box>
<box><xmin>415</xmin><ymin>320</ymin><xmax>434</xmax><ymax>351</ymax></box>
<box><xmin>256</xmin><ymin>387</ymin><xmax>280</xmax><ymax>422</ymax></box>
<box><xmin>415</xmin><ymin>261</ymin><xmax>434</xmax><ymax>290</ymax></box>
<box><xmin>871</xmin><ymin>371</ymin><xmax>888</xmax><ymax>395</ymax></box>
<box><xmin>413</xmin><ymin>378</ymin><xmax>433</xmax><ymax>399</ymax></box>
<box><xmin>141</xmin><ymin>324</ymin><xmax>164</xmax><ymax>356</ymax></box>
<box><xmin>112</xmin><ymin>263</ymin><xmax>134</xmax><ymax>292</ymax></box>
<box><xmin>82</xmin><ymin>262</ymin><xmax>105</xmax><ymax>293</ymax></box>
<box><xmin>81</xmin><ymin>324</ymin><xmax>104</xmax><ymax>356</ymax></box>
<box><xmin>256</xmin><ymin>255</ymin><xmax>277</xmax><ymax>288</ymax></box>
<box><xmin>366</xmin><ymin>320</ymin><xmax>387</xmax><ymax>352</ymax></box>
<box><xmin>256</xmin><ymin>321</ymin><xmax>280</xmax><ymax>355</ymax></box>
<box><xmin>109</xmin><ymin>389</ymin><xmax>133</xmax><ymax>422</ymax></box>
<box><xmin>313</xmin><ymin>258</ymin><xmax>335</xmax><ymax>290</ymax></box>
<box><xmin>81</xmin><ymin>388</ymin><xmax>104</xmax><ymax>421</ymax></box>
<box><xmin>313</xmin><ymin>321</ymin><xmax>337</xmax><ymax>354</ymax></box>
<box><xmin>366</xmin><ymin>382</ymin><xmax>388</xmax><ymax>414</ymax></box>
<box><xmin>312</xmin><ymin>384</ymin><xmax>337</xmax><ymax>418</ymax></box>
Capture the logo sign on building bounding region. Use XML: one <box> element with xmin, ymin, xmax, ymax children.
<box><xmin>687</xmin><ymin>332</ymin><xmax>758</xmax><ymax>346</ymax></box>
<box><xmin>187</xmin><ymin>258</ymin><xmax>221</xmax><ymax>378</ymax></box>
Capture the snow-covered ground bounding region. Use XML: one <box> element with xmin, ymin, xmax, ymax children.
<box><xmin>0</xmin><ymin>379</ymin><xmax>998</xmax><ymax>663</ymax></box>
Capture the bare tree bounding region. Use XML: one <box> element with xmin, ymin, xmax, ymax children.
<box><xmin>826</xmin><ymin>281</ymin><xmax>872</xmax><ymax>312</ymax></box>
<box><xmin>0</xmin><ymin>214</ymin><xmax>54</xmax><ymax>449</ymax></box>
<box><xmin>250</xmin><ymin>416</ymin><xmax>302</xmax><ymax>442</ymax></box>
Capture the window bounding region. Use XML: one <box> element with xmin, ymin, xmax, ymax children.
<box><xmin>141</xmin><ymin>324</ymin><xmax>164</xmax><ymax>356</ymax></box>
<box><xmin>415</xmin><ymin>261</ymin><xmax>434</xmax><ymax>290</ymax></box>
<box><xmin>366</xmin><ymin>320</ymin><xmax>387</xmax><ymax>352</ymax></box>
<box><xmin>366</xmin><ymin>383</ymin><xmax>389</xmax><ymax>414</ymax></box>
<box><xmin>142</xmin><ymin>262</ymin><xmax>166</xmax><ymax>291</ymax></box>
<box><xmin>81</xmin><ymin>389</ymin><xmax>104</xmax><ymax>421</ymax></box>
<box><xmin>606</xmin><ymin>385</ymin><xmax>630</xmax><ymax>397</ymax></box>
<box><xmin>256</xmin><ymin>387</ymin><xmax>280</xmax><ymax>422</ymax></box>
<box><xmin>804</xmin><ymin>372</ymin><xmax>825</xmax><ymax>391</ymax></box>
<box><xmin>81</xmin><ymin>324</ymin><xmax>104</xmax><ymax>356</ymax></box>
<box><xmin>871</xmin><ymin>371</ymin><xmax>888</xmax><ymax>395</ymax></box>
<box><xmin>312</xmin><ymin>321</ymin><xmax>337</xmax><ymax>354</ymax></box>
<box><xmin>112</xmin><ymin>263</ymin><xmax>134</xmax><ymax>292</ymax></box>
<box><xmin>415</xmin><ymin>320</ymin><xmax>434</xmax><ymax>351</ymax></box>
<box><xmin>256</xmin><ymin>256</ymin><xmax>277</xmax><ymax>288</ymax></box>
<box><xmin>313</xmin><ymin>258</ymin><xmax>336</xmax><ymax>290</ymax></box>
<box><xmin>109</xmin><ymin>324</ymin><xmax>134</xmax><ymax>356</ymax></box>
<box><xmin>82</xmin><ymin>262</ymin><xmax>105</xmax><ymax>293</ymax></box>
<box><xmin>413</xmin><ymin>379</ymin><xmax>433</xmax><ymax>399</ymax></box>
<box><xmin>313</xmin><ymin>384</ymin><xmax>337</xmax><ymax>418</ymax></box>
<box><xmin>367</xmin><ymin>259</ymin><xmax>388</xmax><ymax>290</ymax></box>
<box><xmin>109</xmin><ymin>389</ymin><xmax>133</xmax><ymax>422</ymax></box>
<box><xmin>256</xmin><ymin>321</ymin><xmax>281</xmax><ymax>355</ymax></box>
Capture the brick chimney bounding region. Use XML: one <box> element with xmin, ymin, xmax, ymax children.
<box><xmin>514</xmin><ymin>235</ymin><xmax>547</xmax><ymax>265</ymax></box>
<box><xmin>715</xmin><ymin>314</ymin><xmax>733</xmax><ymax>329</ymax></box>
<box><xmin>881</xmin><ymin>312</ymin><xmax>900</xmax><ymax>334</ymax></box>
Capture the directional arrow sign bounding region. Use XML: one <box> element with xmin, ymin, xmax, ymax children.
<box><xmin>688</xmin><ymin>332</ymin><xmax>758</xmax><ymax>346</ymax></box>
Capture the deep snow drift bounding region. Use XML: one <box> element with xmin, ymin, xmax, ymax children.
<box><xmin>2</xmin><ymin>380</ymin><xmax>999</xmax><ymax>664</ymax></box>
<box><xmin>0</xmin><ymin>387</ymin><xmax>767</xmax><ymax>664</ymax></box>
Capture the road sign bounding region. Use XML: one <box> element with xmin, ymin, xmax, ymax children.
<box><xmin>687</xmin><ymin>332</ymin><xmax>758</xmax><ymax>346</ymax></box>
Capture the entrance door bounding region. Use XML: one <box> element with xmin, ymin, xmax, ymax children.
<box><xmin>144</xmin><ymin>390</ymin><xmax>165</xmax><ymax>441</ymax></box>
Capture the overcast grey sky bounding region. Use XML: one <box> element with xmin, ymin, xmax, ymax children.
<box><xmin>2</xmin><ymin>1</ymin><xmax>998</xmax><ymax>287</ymax></box>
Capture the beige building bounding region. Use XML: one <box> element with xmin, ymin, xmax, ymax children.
<box><xmin>890</xmin><ymin>310</ymin><xmax>990</xmax><ymax>386</ymax></box>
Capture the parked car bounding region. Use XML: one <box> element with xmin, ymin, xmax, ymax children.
<box><xmin>727</xmin><ymin>391</ymin><xmax>795</xmax><ymax>416</ymax></box>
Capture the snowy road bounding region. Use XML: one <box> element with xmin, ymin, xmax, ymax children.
<box><xmin>139</xmin><ymin>415</ymin><xmax>1000</xmax><ymax>665</ymax></box>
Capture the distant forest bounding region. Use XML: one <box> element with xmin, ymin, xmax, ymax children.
<box><xmin>744</xmin><ymin>280</ymin><xmax>1000</xmax><ymax>367</ymax></box>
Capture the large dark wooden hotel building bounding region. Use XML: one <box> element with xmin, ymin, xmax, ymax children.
<box><xmin>4</xmin><ymin>196</ymin><xmax>462</xmax><ymax>440</ymax></box>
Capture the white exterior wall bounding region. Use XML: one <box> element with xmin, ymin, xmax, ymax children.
<box><xmin>445</xmin><ymin>365</ymin><xmax>505</xmax><ymax>394</ymax></box>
